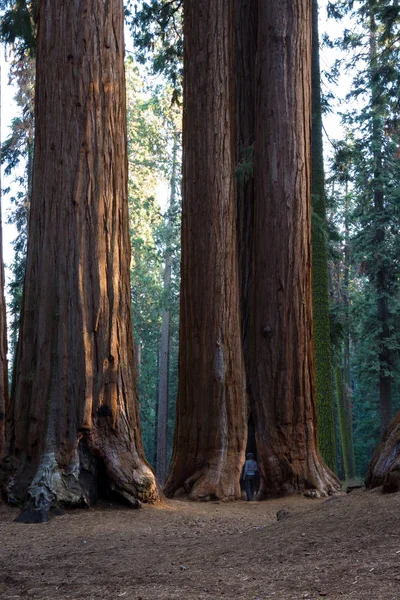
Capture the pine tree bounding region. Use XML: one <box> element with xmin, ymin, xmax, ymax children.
<box><xmin>327</xmin><ymin>0</ymin><xmax>400</xmax><ymax>476</ymax></box>
<box><xmin>156</xmin><ymin>130</ymin><xmax>180</xmax><ymax>484</ymax></box>
<box><xmin>1</xmin><ymin>56</ymin><xmax>35</xmax><ymax>360</ymax></box>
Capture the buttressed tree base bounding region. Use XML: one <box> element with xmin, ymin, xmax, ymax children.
<box><xmin>366</xmin><ymin>412</ymin><xmax>400</xmax><ymax>493</ymax></box>
<box><xmin>4</xmin><ymin>0</ymin><xmax>158</xmax><ymax>523</ymax></box>
<box><xmin>165</xmin><ymin>0</ymin><xmax>339</xmax><ymax>500</ymax></box>
<box><xmin>164</xmin><ymin>0</ymin><xmax>247</xmax><ymax>501</ymax></box>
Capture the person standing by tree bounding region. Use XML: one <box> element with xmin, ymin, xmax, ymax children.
<box><xmin>242</xmin><ymin>453</ymin><xmax>258</xmax><ymax>501</ymax></box>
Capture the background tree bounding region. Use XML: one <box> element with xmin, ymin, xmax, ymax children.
<box><xmin>1</xmin><ymin>56</ymin><xmax>35</xmax><ymax>360</ymax></box>
<box><xmin>329</xmin><ymin>162</ymin><xmax>356</xmax><ymax>481</ymax></box>
<box><xmin>327</xmin><ymin>0</ymin><xmax>400</xmax><ymax>474</ymax></box>
<box><xmin>0</xmin><ymin>63</ymin><xmax>8</xmax><ymax>461</ymax></box>
<box><xmin>156</xmin><ymin>129</ymin><xmax>180</xmax><ymax>483</ymax></box>
<box><xmin>5</xmin><ymin>0</ymin><xmax>157</xmax><ymax>522</ymax></box>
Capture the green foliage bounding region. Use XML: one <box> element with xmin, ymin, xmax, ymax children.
<box><xmin>0</xmin><ymin>0</ymin><xmax>37</xmax><ymax>56</ymax></box>
<box><xmin>1</xmin><ymin>56</ymin><xmax>35</xmax><ymax>362</ymax></box>
<box><xmin>126</xmin><ymin>59</ymin><xmax>181</xmax><ymax>466</ymax></box>
<box><xmin>312</xmin><ymin>0</ymin><xmax>337</xmax><ymax>473</ymax></box>
<box><xmin>327</xmin><ymin>0</ymin><xmax>400</xmax><ymax>476</ymax></box>
<box><xmin>126</xmin><ymin>0</ymin><xmax>183</xmax><ymax>98</ymax></box>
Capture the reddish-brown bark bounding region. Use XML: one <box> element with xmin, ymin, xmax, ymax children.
<box><xmin>164</xmin><ymin>0</ymin><xmax>247</xmax><ymax>501</ymax></box>
<box><xmin>248</xmin><ymin>0</ymin><xmax>339</xmax><ymax>497</ymax></box>
<box><xmin>365</xmin><ymin>411</ymin><xmax>400</xmax><ymax>492</ymax></box>
<box><xmin>234</xmin><ymin>0</ymin><xmax>257</xmax><ymax>362</ymax></box>
<box><xmin>5</xmin><ymin>0</ymin><xmax>157</xmax><ymax>521</ymax></box>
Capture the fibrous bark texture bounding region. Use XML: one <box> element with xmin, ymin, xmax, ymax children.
<box><xmin>366</xmin><ymin>411</ymin><xmax>400</xmax><ymax>492</ymax></box>
<box><xmin>311</xmin><ymin>0</ymin><xmax>336</xmax><ymax>472</ymax></box>
<box><xmin>248</xmin><ymin>0</ymin><xmax>339</xmax><ymax>498</ymax></box>
<box><xmin>234</xmin><ymin>0</ymin><xmax>257</xmax><ymax>366</ymax></box>
<box><xmin>6</xmin><ymin>0</ymin><xmax>157</xmax><ymax>521</ymax></box>
<box><xmin>164</xmin><ymin>0</ymin><xmax>247</xmax><ymax>501</ymax></box>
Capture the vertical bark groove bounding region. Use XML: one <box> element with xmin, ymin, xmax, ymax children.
<box><xmin>5</xmin><ymin>0</ymin><xmax>157</xmax><ymax>520</ymax></box>
<box><xmin>248</xmin><ymin>0</ymin><xmax>339</xmax><ymax>497</ymax></box>
<box><xmin>164</xmin><ymin>0</ymin><xmax>247</xmax><ymax>501</ymax></box>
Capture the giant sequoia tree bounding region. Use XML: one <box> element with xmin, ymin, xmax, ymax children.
<box><xmin>248</xmin><ymin>0</ymin><xmax>338</xmax><ymax>497</ymax></box>
<box><xmin>311</xmin><ymin>0</ymin><xmax>336</xmax><ymax>472</ymax></box>
<box><xmin>5</xmin><ymin>0</ymin><xmax>157</xmax><ymax>521</ymax></box>
<box><xmin>165</xmin><ymin>0</ymin><xmax>339</xmax><ymax>499</ymax></box>
<box><xmin>164</xmin><ymin>0</ymin><xmax>247</xmax><ymax>501</ymax></box>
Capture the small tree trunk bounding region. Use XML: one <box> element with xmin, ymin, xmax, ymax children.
<box><xmin>341</xmin><ymin>185</ymin><xmax>356</xmax><ymax>479</ymax></box>
<box><xmin>335</xmin><ymin>365</ymin><xmax>355</xmax><ymax>481</ymax></box>
<box><xmin>164</xmin><ymin>0</ymin><xmax>247</xmax><ymax>501</ymax></box>
<box><xmin>134</xmin><ymin>342</ymin><xmax>142</xmax><ymax>377</ymax></box>
<box><xmin>369</xmin><ymin>12</ymin><xmax>392</xmax><ymax>435</ymax></box>
<box><xmin>0</xmin><ymin>62</ymin><xmax>9</xmax><ymax>462</ymax></box>
<box><xmin>248</xmin><ymin>0</ymin><xmax>339</xmax><ymax>497</ymax></box>
<box><xmin>6</xmin><ymin>0</ymin><xmax>157</xmax><ymax>522</ymax></box>
<box><xmin>156</xmin><ymin>133</ymin><xmax>179</xmax><ymax>484</ymax></box>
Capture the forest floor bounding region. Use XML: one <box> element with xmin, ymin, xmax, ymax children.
<box><xmin>0</xmin><ymin>487</ymin><xmax>399</xmax><ymax>600</ymax></box>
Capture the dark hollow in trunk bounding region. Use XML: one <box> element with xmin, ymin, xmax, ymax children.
<box><xmin>5</xmin><ymin>0</ymin><xmax>157</xmax><ymax>522</ymax></box>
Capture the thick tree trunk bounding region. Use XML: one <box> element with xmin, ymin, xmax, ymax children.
<box><xmin>156</xmin><ymin>133</ymin><xmax>179</xmax><ymax>484</ymax></box>
<box><xmin>248</xmin><ymin>0</ymin><xmax>339</xmax><ymax>498</ymax></box>
<box><xmin>311</xmin><ymin>0</ymin><xmax>336</xmax><ymax>472</ymax></box>
<box><xmin>234</xmin><ymin>0</ymin><xmax>258</xmax><ymax>456</ymax></box>
<box><xmin>366</xmin><ymin>411</ymin><xmax>400</xmax><ymax>492</ymax></box>
<box><xmin>164</xmin><ymin>0</ymin><xmax>247</xmax><ymax>501</ymax></box>
<box><xmin>234</xmin><ymin>0</ymin><xmax>257</xmax><ymax>367</ymax></box>
<box><xmin>5</xmin><ymin>0</ymin><xmax>157</xmax><ymax>521</ymax></box>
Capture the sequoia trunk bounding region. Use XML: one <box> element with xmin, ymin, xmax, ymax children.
<box><xmin>234</xmin><ymin>0</ymin><xmax>257</xmax><ymax>367</ymax></box>
<box><xmin>366</xmin><ymin>411</ymin><xmax>400</xmax><ymax>492</ymax></box>
<box><xmin>311</xmin><ymin>0</ymin><xmax>336</xmax><ymax>472</ymax></box>
<box><xmin>6</xmin><ymin>0</ymin><xmax>157</xmax><ymax>521</ymax></box>
<box><xmin>164</xmin><ymin>0</ymin><xmax>247</xmax><ymax>500</ymax></box>
<box><xmin>248</xmin><ymin>0</ymin><xmax>339</xmax><ymax>497</ymax></box>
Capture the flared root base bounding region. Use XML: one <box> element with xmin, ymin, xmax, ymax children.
<box><xmin>366</xmin><ymin>413</ymin><xmax>400</xmax><ymax>492</ymax></box>
<box><xmin>164</xmin><ymin>463</ymin><xmax>242</xmax><ymax>502</ymax></box>
<box><xmin>255</xmin><ymin>450</ymin><xmax>340</xmax><ymax>500</ymax></box>
<box><xmin>9</xmin><ymin>437</ymin><xmax>157</xmax><ymax>523</ymax></box>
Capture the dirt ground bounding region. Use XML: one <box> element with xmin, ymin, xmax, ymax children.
<box><xmin>0</xmin><ymin>487</ymin><xmax>400</xmax><ymax>600</ymax></box>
